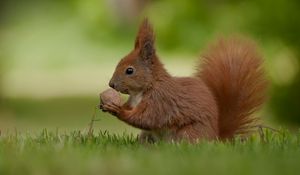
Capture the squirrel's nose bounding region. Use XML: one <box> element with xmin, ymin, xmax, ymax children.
<box><xmin>109</xmin><ymin>81</ymin><xmax>115</xmax><ymax>89</ymax></box>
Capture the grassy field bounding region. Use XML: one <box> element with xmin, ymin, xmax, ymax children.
<box><xmin>0</xmin><ymin>129</ymin><xmax>299</xmax><ymax>175</ymax></box>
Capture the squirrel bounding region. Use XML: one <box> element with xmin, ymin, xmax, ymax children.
<box><xmin>100</xmin><ymin>19</ymin><xmax>268</xmax><ymax>143</ymax></box>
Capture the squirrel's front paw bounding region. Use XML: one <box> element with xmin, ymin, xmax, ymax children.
<box><xmin>99</xmin><ymin>103</ymin><xmax>121</xmax><ymax>116</ymax></box>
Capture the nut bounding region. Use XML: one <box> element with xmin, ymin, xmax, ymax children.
<box><xmin>100</xmin><ymin>88</ymin><xmax>121</xmax><ymax>106</ymax></box>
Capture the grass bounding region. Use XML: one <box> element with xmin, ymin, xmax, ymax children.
<box><xmin>0</xmin><ymin>129</ymin><xmax>300</xmax><ymax>175</ymax></box>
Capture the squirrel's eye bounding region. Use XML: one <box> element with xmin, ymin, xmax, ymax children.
<box><xmin>125</xmin><ymin>67</ymin><xmax>134</xmax><ymax>75</ymax></box>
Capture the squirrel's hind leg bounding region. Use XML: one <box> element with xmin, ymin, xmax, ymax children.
<box><xmin>175</xmin><ymin>123</ymin><xmax>218</xmax><ymax>143</ymax></box>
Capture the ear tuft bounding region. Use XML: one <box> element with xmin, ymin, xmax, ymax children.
<box><xmin>134</xmin><ymin>18</ymin><xmax>155</xmax><ymax>60</ymax></box>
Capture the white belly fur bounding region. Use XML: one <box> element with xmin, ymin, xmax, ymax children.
<box><xmin>128</xmin><ymin>92</ymin><xmax>143</xmax><ymax>107</ymax></box>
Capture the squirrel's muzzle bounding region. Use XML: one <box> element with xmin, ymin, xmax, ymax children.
<box><xmin>109</xmin><ymin>80</ymin><xmax>116</xmax><ymax>89</ymax></box>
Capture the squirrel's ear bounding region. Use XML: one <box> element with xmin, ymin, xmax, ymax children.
<box><xmin>134</xmin><ymin>18</ymin><xmax>155</xmax><ymax>61</ymax></box>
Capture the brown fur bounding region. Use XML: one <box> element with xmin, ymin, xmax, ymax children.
<box><xmin>100</xmin><ymin>19</ymin><xmax>268</xmax><ymax>143</ymax></box>
<box><xmin>198</xmin><ymin>38</ymin><xmax>268</xmax><ymax>139</ymax></box>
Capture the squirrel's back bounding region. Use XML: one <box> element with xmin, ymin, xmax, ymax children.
<box><xmin>197</xmin><ymin>38</ymin><xmax>268</xmax><ymax>140</ymax></box>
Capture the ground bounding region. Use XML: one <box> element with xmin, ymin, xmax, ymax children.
<box><xmin>0</xmin><ymin>129</ymin><xmax>299</xmax><ymax>175</ymax></box>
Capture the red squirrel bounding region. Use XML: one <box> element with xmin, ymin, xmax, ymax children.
<box><xmin>100</xmin><ymin>19</ymin><xmax>268</xmax><ymax>143</ymax></box>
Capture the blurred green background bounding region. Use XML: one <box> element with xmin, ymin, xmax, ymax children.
<box><xmin>0</xmin><ymin>0</ymin><xmax>299</xmax><ymax>134</ymax></box>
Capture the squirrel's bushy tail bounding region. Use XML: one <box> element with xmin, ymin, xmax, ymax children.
<box><xmin>197</xmin><ymin>37</ymin><xmax>268</xmax><ymax>140</ymax></box>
